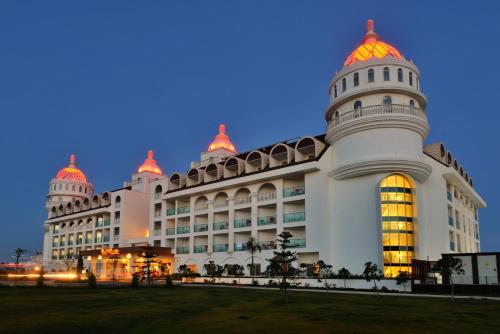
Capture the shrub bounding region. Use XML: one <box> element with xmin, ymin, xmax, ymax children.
<box><xmin>381</xmin><ymin>286</ymin><xmax>388</xmax><ymax>292</ymax></box>
<box><xmin>252</xmin><ymin>280</ymin><xmax>259</xmax><ymax>286</ymax></box>
<box><xmin>232</xmin><ymin>280</ymin><xmax>238</xmax><ymax>285</ymax></box>
<box><xmin>131</xmin><ymin>273</ymin><xmax>139</xmax><ymax>289</ymax></box>
<box><xmin>87</xmin><ymin>273</ymin><xmax>97</xmax><ymax>289</ymax></box>
<box><xmin>165</xmin><ymin>274</ymin><xmax>173</xmax><ymax>288</ymax></box>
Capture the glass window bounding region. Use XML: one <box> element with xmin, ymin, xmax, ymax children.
<box><xmin>334</xmin><ymin>85</ymin><xmax>337</xmax><ymax>97</ymax></box>
<box><xmin>354</xmin><ymin>100</ymin><xmax>362</xmax><ymax>112</ymax></box>
<box><xmin>409</xmin><ymin>99</ymin><xmax>415</xmax><ymax>108</ymax></box>
<box><xmin>398</xmin><ymin>68</ymin><xmax>403</xmax><ymax>82</ymax></box>
<box><xmin>342</xmin><ymin>78</ymin><xmax>346</xmax><ymax>92</ymax></box>
<box><xmin>409</xmin><ymin>72</ymin><xmax>413</xmax><ymax>86</ymax></box>
<box><xmin>353</xmin><ymin>72</ymin><xmax>359</xmax><ymax>86</ymax></box>
<box><xmin>383</xmin><ymin>67</ymin><xmax>390</xmax><ymax>81</ymax></box>
<box><xmin>368</xmin><ymin>69</ymin><xmax>375</xmax><ymax>82</ymax></box>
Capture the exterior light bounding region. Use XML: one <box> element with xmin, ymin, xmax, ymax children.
<box><xmin>97</xmin><ymin>255</ymin><xmax>102</xmax><ymax>260</ymax></box>
<box><xmin>126</xmin><ymin>253</ymin><xmax>131</xmax><ymax>259</ymax></box>
<box><xmin>87</xmin><ymin>256</ymin><xmax>92</xmax><ymax>261</ymax></box>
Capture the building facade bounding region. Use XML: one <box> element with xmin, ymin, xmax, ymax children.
<box><xmin>42</xmin><ymin>20</ymin><xmax>486</xmax><ymax>278</ymax></box>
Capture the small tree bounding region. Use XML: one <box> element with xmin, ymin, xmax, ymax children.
<box><xmin>267</xmin><ymin>232</ymin><xmax>298</xmax><ymax>303</ymax></box>
<box><xmin>134</xmin><ymin>245</ymin><xmax>158</xmax><ymax>290</ymax></box>
<box><xmin>62</xmin><ymin>254</ymin><xmax>76</xmax><ymax>272</ymax></box>
<box><xmin>337</xmin><ymin>267</ymin><xmax>351</xmax><ymax>289</ymax></box>
<box><xmin>76</xmin><ymin>254</ymin><xmax>84</xmax><ymax>279</ymax></box>
<box><xmin>234</xmin><ymin>264</ymin><xmax>245</xmax><ymax>286</ymax></box>
<box><xmin>178</xmin><ymin>264</ymin><xmax>192</xmax><ymax>285</ymax></box>
<box><xmin>13</xmin><ymin>248</ymin><xmax>27</xmax><ymax>284</ymax></box>
<box><xmin>363</xmin><ymin>262</ymin><xmax>383</xmax><ymax>294</ymax></box>
<box><xmin>109</xmin><ymin>253</ymin><xmax>120</xmax><ymax>287</ymax></box>
<box><xmin>395</xmin><ymin>271</ymin><xmax>411</xmax><ymax>292</ymax></box>
<box><xmin>315</xmin><ymin>260</ymin><xmax>334</xmax><ymax>291</ymax></box>
<box><xmin>205</xmin><ymin>261</ymin><xmax>225</xmax><ymax>283</ymax></box>
<box><xmin>246</xmin><ymin>237</ymin><xmax>262</xmax><ymax>283</ymax></box>
<box><xmin>434</xmin><ymin>257</ymin><xmax>465</xmax><ymax>300</ymax></box>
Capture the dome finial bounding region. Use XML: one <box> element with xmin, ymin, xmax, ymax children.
<box><xmin>147</xmin><ymin>150</ymin><xmax>153</xmax><ymax>159</ymax></box>
<box><xmin>69</xmin><ymin>154</ymin><xmax>76</xmax><ymax>167</ymax></box>
<box><xmin>363</xmin><ymin>19</ymin><xmax>379</xmax><ymax>43</ymax></box>
<box><xmin>137</xmin><ymin>149</ymin><xmax>162</xmax><ymax>175</ymax></box>
<box><xmin>219</xmin><ymin>124</ymin><xmax>226</xmax><ymax>134</ymax></box>
<box><xmin>208</xmin><ymin>124</ymin><xmax>236</xmax><ymax>154</ymax></box>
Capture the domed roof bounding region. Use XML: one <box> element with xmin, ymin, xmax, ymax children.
<box><xmin>344</xmin><ymin>19</ymin><xmax>403</xmax><ymax>67</ymax></box>
<box><xmin>208</xmin><ymin>124</ymin><xmax>236</xmax><ymax>154</ymax></box>
<box><xmin>55</xmin><ymin>154</ymin><xmax>88</xmax><ymax>183</ymax></box>
<box><xmin>137</xmin><ymin>150</ymin><xmax>162</xmax><ymax>175</ymax></box>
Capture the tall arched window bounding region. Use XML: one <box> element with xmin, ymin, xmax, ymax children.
<box><xmin>383</xmin><ymin>96</ymin><xmax>392</xmax><ymax>112</ymax></box>
<box><xmin>409</xmin><ymin>72</ymin><xmax>413</xmax><ymax>86</ymax></box>
<box><xmin>334</xmin><ymin>85</ymin><xmax>337</xmax><ymax>98</ymax></box>
<box><xmin>409</xmin><ymin>99</ymin><xmax>415</xmax><ymax>109</ymax></box>
<box><xmin>354</xmin><ymin>100</ymin><xmax>362</xmax><ymax>111</ymax></box>
<box><xmin>397</xmin><ymin>68</ymin><xmax>403</xmax><ymax>82</ymax></box>
<box><xmin>353</xmin><ymin>72</ymin><xmax>359</xmax><ymax>86</ymax></box>
<box><xmin>368</xmin><ymin>69</ymin><xmax>375</xmax><ymax>83</ymax></box>
<box><xmin>383</xmin><ymin>67</ymin><xmax>390</xmax><ymax>81</ymax></box>
<box><xmin>342</xmin><ymin>78</ymin><xmax>346</xmax><ymax>92</ymax></box>
<box><xmin>380</xmin><ymin>174</ymin><xmax>416</xmax><ymax>277</ymax></box>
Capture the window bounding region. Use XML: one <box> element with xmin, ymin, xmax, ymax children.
<box><xmin>334</xmin><ymin>110</ymin><xmax>339</xmax><ymax>125</ymax></box>
<box><xmin>383</xmin><ymin>67</ymin><xmax>390</xmax><ymax>81</ymax></box>
<box><xmin>397</xmin><ymin>68</ymin><xmax>403</xmax><ymax>82</ymax></box>
<box><xmin>409</xmin><ymin>99</ymin><xmax>415</xmax><ymax>108</ymax></box>
<box><xmin>342</xmin><ymin>78</ymin><xmax>346</xmax><ymax>92</ymax></box>
<box><xmin>380</xmin><ymin>174</ymin><xmax>416</xmax><ymax>277</ymax></box>
<box><xmin>353</xmin><ymin>72</ymin><xmax>359</xmax><ymax>86</ymax></box>
<box><xmin>368</xmin><ymin>69</ymin><xmax>375</xmax><ymax>82</ymax></box>
<box><xmin>354</xmin><ymin>100</ymin><xmax>362</xmax><ymax>112</ymax></box>
<box><xmin>409</xmin><ymin>72</ymin><xmax>413</xmax><ymax>86</ymax></box>
<box><xmin>383</xmin><ymin>96</ymin><xmax>392</xmax><ymax>112</ymax></box>
<box><xmin>334</xmin><ymin>85</ymin><xmax>337</xmax><ymax>98</ymax></box>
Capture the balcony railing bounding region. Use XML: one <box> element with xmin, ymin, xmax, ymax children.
<box><xmin>234</xmin><ymin>219</ymin><xmax>251</xmax><ymax>228</ymax></box>
<box><xmin>177</xmin><ymin>226</ymin><xmax>190</xmax><ymax>234</ymax></box>
<box><xmin>67</xmin><ymin>241</ymin><xmax>74</xmax><ymax>246</ymax></box>
<box><xmin>103</xmin><ymin>236</ymin><xmax>110</xmax><ymax>242</ymax></box>
<box><xmin>283</xmin><ymin>186</ymin><xmax>305</xmax><ymax>198</ymax></box>
<box><xmin>194</xmin><ymin>224</ymin><xmax>208</xmax><ymax>232</ymax></box>
<box><xmin>448</xmin><ymin>217</ymin><xmax>454</xmax><ymax>226</ymax></box>
<box><xmin>114</xmin><ymin>218</ymin><xmax>121</xmax><ymax>225</ymax></box>
<box><xmin>194</xmin><ymin>245</ymin><xmax>208</xmax><ymax>253</ymax></box>
<box><xmin>176</xmin><ymin>246</ymin><xmax>189</xmax><ymax>254</ymax></box>
<box><xmin>51</xmin><ymin>256</ymin><xmax>58</xmax><ymax>260</ymax></box>
<box><xmin>95</xmin><ymin>221</ymin><xmax>104</xmax><ymax>228</ymax></box>
<box><xmin>85</xmin><ymin>238</ymin><xmax>92</xmax><ymax>244</ymax></box>
<box><xmin>153</xmin><ymin>229</ymin><xmax>161</xmax><ymax>237</ymax></box>
<box><xmin>234</xmin><ymin>196</ymin><xmax>251</xmax><ymax>205</ymax></box>
<box><xmin>234</xmin><ymin>243</ymin><xmax>249</xmax><ymax>251</ymax></box>
<box><xmin>166</xmin><ymin>228</ymin><xmax>175</xmax><ymax>235</ymax></box>
<box><xmin>177</xmin><ymin>206</ymin><xmax>190</xmax><ymax>215</ymax></box>
<box><xmin>154</xmin><ymin>211</ymin><xmax>162</xmax><ymax>218</ymax></box>
<box><xmin>257</xmin><ymin>216</ymin><xmax>277</xmax><ymax>226</ymax></box>
<box><xmin>166</xmin><ymin>208</ymin><xmax>176</xmax><ymax>216</ymax></box>
<box><xmin>288</xmin><ymin>238</ymin><xmax>306</xmax><ymax>248</ymax></box>
<box><xmin>76</xmin><ymin>239</ymin><xmax>83</xmax><ymax>245</ymax></box>
<box><xmin>332</xmin><ymin>104</ymin><xmax>427</xmax><ymax>127</ymax></box>
<box><xmin>258</xmin><ymin>240</ymin><xmax>276</xmax><ymax>250</ymax></box>
<box><xmin>95</xmin><ymin>237</ymin><xmax>103</xmax><ymax>243</ymax></box>
<box><xmin>283</xmin><ymin>212</ymin><xmax>306</xmax><ymax>223</ymax></box>
<box><xmin>59</xmin><ymin>242</ymin><xmax>65</xmax><ymax>246</ymax></box>
<box><xmin>113</xmin><ymin>235</ymin><xmax>119</xmax><ymax>241</ymax></box>
<box><xmin>52</xmin><ymin>242</ymin><xmax>59</xmax><ymax>247</ymax></box>
<box><xmin>154</xmin><ymin>193</ymin><xmax>161</xmax><ymax>200</ymax></box>
<box><xmin>213</xmin><ymin>221</ymin><xmax>229</xmax><ymax>231</ymax></box>
<box><xmin>53</xmin><ymin>229</ymin><xmax>59</xmax><ymax>234</ymax></box>
<box><xmin>257</xmin><ymin>191</ymin><xmax>276</xmax><ymax>202</ymax></box>
<box><xmin>195</xmin><ymin>204</ymin><xmax>208</xmax><ymax>211</ymax></box>
<box><xmin>213</xmin><ymin>199</ymin><xmax>229</xmax><ymax>208</ymax></box>
<box><xmin>103</xmin><ymin>220</ymin><xmax>111</xmax><ymax>226</ymax></box>
<box><xmin>213</xmin><ymin>243</ymin><xmax>228</xmax><ymax>252</ymax></box>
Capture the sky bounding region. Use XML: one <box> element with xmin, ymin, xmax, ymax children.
<box><xmin>0</xmin><ymin>1</ymin><xmax>498</xmax><ymax>262</ymax></box>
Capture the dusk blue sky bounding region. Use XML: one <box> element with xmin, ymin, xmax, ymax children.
<box><xmin>0</xmin><ymin>1</ymin><xmax>498</xmax><ymax>262</ymax></box>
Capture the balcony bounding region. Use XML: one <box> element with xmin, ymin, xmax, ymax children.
<box><xmin>194</xmin><ymin>245</ymin><xmax>208</xmax><ymax>253</ymax></box>
<box><xmin>51</xmin><ymin>256</ymin><xmax>58</xmax><ymax>260</ymax></box>
<box><xmin>59</xmin><ymin>242</ymin><xmax>65</xmax><ymax>247</ymax></box>
<box><xmin>448</xmin><ymin>217</ymin><xmax>454</xmax><ymax>226</ymax></box>
<box><xmin>154</xmin><ymin>211</ymin><xmax>162</xmax><ymax>218</ymax></box>
<box><xmin>52</xmin><ymin>242</ymin><xmax>58</xmax><ymax>247</ymax></box>
<box><xmin>257</xmin><ymin>191</ymin><xmax>276</xmax><ymax>202</ymax></box>
<box><xmin>194</xmin><ymin>224</ymin><xmax>208</xmax><ymax>232</ymax></box>
<box><xmin>76</xmin><ymin>239</ymin><xmax>83</xmax><ymax>245</ymax></box>
<box><xmin>95</xmin><ymin>221</ymin><xmax>104</xmax><ymax>228</ymax></box>
<box><xmin>213</xmin><ymin>243</ymin><xmax>228</xmax><ymax>252</ymax></box>
<box><xmin>234</xmin><ymin>219</ymin><xmax>251</xmax><ymax>228</ymax></box>
<box><xmin>103</xmin><ymin>220</ymin><xmax>111</xmax><ymax>226</ymax></box>
<box><xmin>177</xmin><ymin>226</ymin><xmax>190</xmax><ymax>234</ymax></box>
<box><xmin>103</xmin><ymin>236</ymin><xmax>110</xmax><ymax>242</ymax></box>
<box><xmin>114</xmin><ymin>218</ymin><xmax>120</xmax><ymax>225</ymax></box>
<box><xmin>213</xmin><ymin>221</ymin><xmax>229</xmax><ymax>231</ymax></box>
<box><xmin>195</xmin><ymin>204</ymin><xmax>208</xmax><ymax>212</ymax></box>
<box><xmin>176</xmin><ymin>246</ymin><xmax>189</xmax><ymax>254</ymax></box>
<box><xmin>331</xmin><ymin>104</ymin><xmax>427</xmax><ymax>127</ymax></box>
<box><xmin>234</xmin><ymin>196</ymin><xmax>251</xmax><ymax>205</ymax></box>
<box><xmin>166</xmin><ymin>228</ymin><xmax>175</xmax><ymax>235</ymax></box>
<box><xmin>234</xmin><ymin>243</ymin><xmax>249</xmax><ymax>252</ymax></box>
<box><xmin>283</xmin><ymin>212</ymin><xmax>305</xmax><ymax>223</ymax></box>
<box><xmin>258</xmin><ymin>240</ymin><xmax>276</xmax><ymax>250</ymax></box>
<box><xmin>67</xmin><ymin>241</ymin><xmax>74</xmax><ymax>246</ymax></box>
<box><xmin>113</xmin><ymin>235</ymin><xmax>119</xmax><ymax>241</ymax></box>
<box><xmin>53</xmin><ymin>229</ymin><xmax>59</xmax><ymax>234</ymax></box>
<box><xmin>166</xmin><ymin>208</ymin><xmax>176</xmax><ymax>216</ymax></box>
<box><xmin>283</xmin><ymin>186</ymin><xmax>305</xmax><ymax>198</ymax></box>
<box><xmin>257</xmin><ymin>216</ymin><xmax>276</xmax><ymax>226</ymax></box>
<box><xmin>213</xmin><ymin>200</ymin><xmax>228</xmax><ymax>209</ymax></box>
<box><xmin>85</xmin><ymin>238</ymin><xmax>92</xmax><ymax>244</ymax></box>
<box><xmin>288</xmin><ymin>238</ymin><xmax>306</xmax><ymax>248</ymax></box>
<box><xmin>154</xmin><ymin>193</ymin><xmax>161</xmax><ymax>200</ymax></box>
<box><xmin>177</xmin><ymin>206</ymin><xmax>190</xmax><ymax>215</ymax></box>
<box><xmin>447</xmin><ymin>191</ymin><xmax>453</xmax><ymax>202</ymax></box>
<box><xmin>95</xmin><ymin>237</ymin><xmax>103</xmax><ymax>243</ymax></box>
<box><xmin>153</xmin><ymin>229</ymin><xmax>161</xmax><ymax>237</ymax></box>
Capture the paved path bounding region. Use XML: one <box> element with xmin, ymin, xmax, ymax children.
<box><xmin>183</xmin><ymin>283</ymin><xmax>500</xmax><ymax>301</ymax></box>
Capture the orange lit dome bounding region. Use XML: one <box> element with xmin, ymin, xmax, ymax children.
<box><xmin>55</xmin><ymin>154</ymin><xmax>88</xmax><ymax>183</ymax></box>
<box><xmin>208</xmin><ymin>124</ymin><xmax>236</xmax><ymax>154</ymax></box>
<box><xmin>344</xmin><ymin>19</ymin><xmax>403</xmax><ymax>67</ymax></box>
<box><xmin>137</xmin><ymin>150</ymin><xmax>162</xmax><ymax>175</ymax></box>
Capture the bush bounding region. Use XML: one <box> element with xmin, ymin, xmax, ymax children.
<box><xmin>381</xmin><ymin>286</ymin><xmax>388</xmax><ymax>292</ymax></box>
<box><xmin>131</xmin><ymin>273</ymin><xmax>139</xmax><ymax>289</ymax></box>
<box><xmin>87</xmin><ymin>273</ymin><xmax>97</xmax><ymax>289</ymax></box>
<box><xmin>165</xmin><ymin>274</ymin><xmax>173</xmax><ymax>288</ymax></box>
<box><xmin>36</xmin><ymin>274</ymin><xmax>44</xmax><ymax>288</ymax></box>
<box><xmin>232</xmin><ymin>280</ymin><xmax>238</xmax><ymax>285</ymax></box>
<box><xmin>252</xmin><ymin>280</ymin><xmax>259</xmax><ymax>286</ymax></box>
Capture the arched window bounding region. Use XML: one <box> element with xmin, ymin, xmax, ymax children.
<box><xmin>341</xmin><ymin>78</ymin><xmax>346</xmax><ymax>92</ymax></box>
<box><xmin>383</xmin><ymin>96</ymin><xmax>392</xmax><ymax>112</ymax></box>
<box><xmin>383</xmin><ymin>67</ymin><xmax>390</xmax><ymax>81</ymax></box>
<box><xmin>353</xmin><ymin>72</ymin><xmax>359</xmax><ymax>87</ymax></box>
<box><xmin>334</xmin><ymin>111</ymin><xmax>339</xmax><ymax>125</ymax></box>
<box><xmin>334</xmin><ymin>85</ymin><xmax>337</xmax><ymax>98</ymax></box>
<box><xmin>409</xmin><ymin>72</ymin><xmax>413</xmax><ymax>86</ymax></box>
<box><xmin>354</xmin><ymin>100</ymin><xmax>362</xmax><ymax>111</ymax></box>
<box><xmin>397</xmin><ymin>68</ymin><xmax>403</xmax><ymax>82</ymax></box>
<box><xmin>380</xmin><ymin>174</ymin><xmax>416</xmax><ymax>277</ymax></box>
<box><xmin>368</xmin><ymin>69</ymin><xmax>375</xmax><ymax>83</ymax></box>
<box><xmin>409</xmin><ymin>99</ymin><xmax>415</xmax><ymax>109</ymax></box>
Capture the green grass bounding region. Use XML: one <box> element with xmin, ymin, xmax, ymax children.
<box><xmin>0</xmin><ymin>286</ymin><xmax>499</xmax><ymax>334</ymax></box>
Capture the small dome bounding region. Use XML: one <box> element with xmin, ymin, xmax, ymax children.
<box><xmin>55</xmin><ymin>154</ymin><xmax>88</xmax><ymax>183</ymax></box>
<box><xmin>208</xmin><ymin>124</ymin><xmax>236</xmax><ymax>154</ymax></box>
<box><xmin>137</xmin><ymin>150</ymin><xmax>162</xmax><ymax>175</ymax></box>
<box><xmin>344</xmin><ymin>19</ymin><xmax>403</xmax><ymax>67</ymax></box>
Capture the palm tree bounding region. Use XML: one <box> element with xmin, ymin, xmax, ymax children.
<box><xmin>246</xmin><ymin>237</ymin><xmax>262</xmax><ymax>283</ymax></box>
<box><xmin>13</xmin><ymin>248</ymin><xmax>27</xmax><ymax>284</ymax></box>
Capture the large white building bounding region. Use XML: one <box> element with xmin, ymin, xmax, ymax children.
<box><xmin>43</xmin><ymin>20</ymin><xmax>486</xmax><ymax>278</ymax></box>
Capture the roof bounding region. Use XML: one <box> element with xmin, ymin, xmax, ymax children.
<box><xmin>55</xmin><ymin>154</ymin><xmax>88</xmax><ymax>183</ymax></box>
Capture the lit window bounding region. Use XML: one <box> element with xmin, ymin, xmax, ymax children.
<box><xmin>342</xmin><ymin>78</ymin><xmax>346</xmax><ymax>92</ymax></box>
<box><xmin>368</xmin><ymin>69</ymin><xmax>375</xmax><ymax>83</ymax></box>
<box><xmin>353</xmin><ymin>72</ymin><xmax>359</xmax><ymax>86</ymax></box>
<box><xmin>398</xmin><ymin>68</ymin><xmax>403</xmax><ymax>82</ymax></box>
<box><xmin>383</xmin><ymin>67</ymin><xmax>390</xmax><ymax>81</ymax></box>
<box><xmin>380</xmin><ymin>174</ymin><xmax>416</xmax><ymax>277</ymax></box>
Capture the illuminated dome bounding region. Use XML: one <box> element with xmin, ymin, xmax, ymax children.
<box><xmin>55</xmin><ymin>154</ymin><xmax>88</xmax><ymax>183</ymax></box>
<box><xmin>208</xmin><ymin>124</ymin><xmax>236</xmax><ymax>154</ymax></box>
<box><xmin>344</xmin><ymin>19</ymin><xmax>403</xmax><ymax>67</ymax></box>
<box><xmin>137</xmin><ymin>150</ymin><xmax>162</xmax><ymax>175</ymax></box>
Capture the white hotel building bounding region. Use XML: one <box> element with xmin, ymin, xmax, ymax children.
<box><xmin>43</xmin><ymin>20</ymin><xmax>486</xmax><ymax>278</ymax></box>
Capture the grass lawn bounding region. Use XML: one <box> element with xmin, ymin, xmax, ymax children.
<box><xmin>0</xmin><ymin>286</ymin><xmax>499</xmax><ymax>334</ymax></box>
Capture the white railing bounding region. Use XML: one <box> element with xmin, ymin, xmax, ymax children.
<box><xmin>332</xmin><ymin>104</ymin><xmax>427</xmax><ymax>127</ymax></box>
<box><xmin>234</xmin><ymin>196</ymin><xmax>251</xmax><ymax>205</ymax></box>
<box><xmin>258</xmin><ymin>191</ymin><xmax>276</xmax><ymax>201</ymax></box>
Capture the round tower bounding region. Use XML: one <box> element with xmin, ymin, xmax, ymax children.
<box><xmin>325</xmin><ymin>19</ymin><xmax>431</xmax><ymax>182</ymax></box>
<box><xmin>45</xmin><ymin>154</ymin><xmax>93</xmax><ymax>212</ymax></box>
